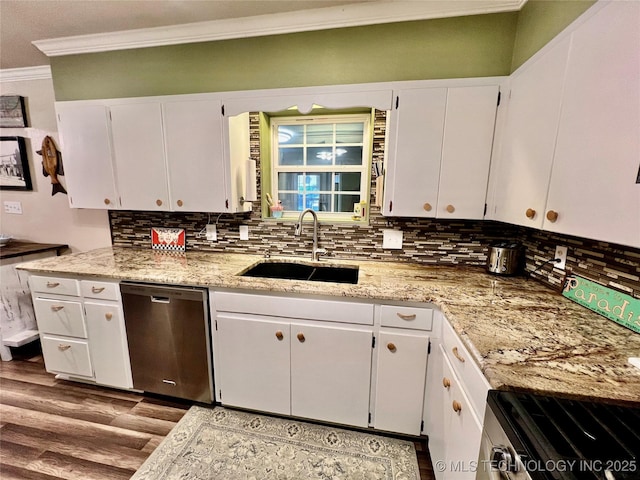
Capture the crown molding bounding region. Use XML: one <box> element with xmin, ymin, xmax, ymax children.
<box><xmin>33</xmin><ymin>0</ymin><xmax>526</xmax><ymax>57</ymax></box>
<box><xmin>0</xmin><ymin>65</ymin><xmax>52</xmax><ymax>82</ymax></box>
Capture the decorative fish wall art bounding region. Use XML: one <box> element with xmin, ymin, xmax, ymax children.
<box><xmin>37</xmin><ymin>135</ymin><xmax>67</xmax><ymax>196</ymax></box>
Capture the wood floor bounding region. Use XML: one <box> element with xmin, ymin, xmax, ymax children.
<box><xmin>0</xmin><ymin>343</ymin><xmax>435</xmax><ymax>480</ymax></box>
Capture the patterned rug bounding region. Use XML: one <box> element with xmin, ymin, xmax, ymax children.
<box><xmin>131</xmin><ymin>406</ymin><xmax>420</xmax><ymax>480</ymax></box>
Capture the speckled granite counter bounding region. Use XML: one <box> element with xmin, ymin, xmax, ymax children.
<box><xmin>17</xmin><ymin>247</ymin><xmax>640</xmax><ymax>405</ymax></box>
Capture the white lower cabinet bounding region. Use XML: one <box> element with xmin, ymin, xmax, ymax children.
<box><xmin>30</xmin><ymin>275</ymin><xmax>133</xmax><ymax>389</ymax></box>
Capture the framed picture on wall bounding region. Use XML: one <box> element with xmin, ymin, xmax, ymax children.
<box><xmin>0</xmin><ymin>136</ymin><xmax>33</xmax><ymax>191</ymax></box>
<box><xmin>0</xmin><ymin>96</ymin><xmax>28</xmax><ymax>128</ymax></box>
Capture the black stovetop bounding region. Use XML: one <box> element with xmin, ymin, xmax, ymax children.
<box><xmin>488</xmin><ymin>391</ymin><xmax>640</xmax><ymax>480</ymax></box>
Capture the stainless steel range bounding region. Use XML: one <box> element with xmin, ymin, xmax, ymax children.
<box><xmin>478</xmin><ymin>390</ymin><xmax>639</xmax><ymax>480</ymax></box>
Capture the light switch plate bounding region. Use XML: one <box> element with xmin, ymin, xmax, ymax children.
<box><xmin>239</xmin><ymin>225</ymin><xmax>249</xmax><ymax>241</ymax></box>
<box><xmin>555</xmin><ymin>245</ymin><xmax>568</xmax><ymax>270</ymax></box>
<box><xmin>382</xmin><ymin>229</ymin><xmax>403</xmax><ymax>249</ymax></box>
<box><xmin>3</xmin><ymin>201</ymin><xmax>22</xmax><ymax>214</ymax></box>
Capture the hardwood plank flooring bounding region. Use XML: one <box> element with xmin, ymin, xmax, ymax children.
<box><xmin>1</xmin><ymin>343</ymin><xmax>435</xmax><ymax>479</ymax></box>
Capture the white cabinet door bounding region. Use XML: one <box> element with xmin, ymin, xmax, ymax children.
<box><xmin>544</xmin><ymin>2</ymin><xmax>640</xmax><ymax>247</ymax></box>
<box><xmin>374</xmin><ymin>330</ymin><xmax>429</xmax><ymax>435</ymax></box>
<box><xmin>442</xmin><ymin>347</ymin><xmax>482</xmax><ymax>480</ymax></box>
<box><xmin>384</xmin><ymin>88</ymin><xmax>447</xmax><ymax>217</ymax></box>
<box><xmin>56</xmin><ymin>104</ymin><xmax>118</xmax><ymax>209</ymax></box>
<box><xmin>84</xmin><ymin>302</ymin><xmax>133</xmax><ymax>389</ymax></box>
<box><xmin>489</xmin><ymin>37</ymin><xmax>571</xmax><ymax>228</ymax></box>
<box><xmin>291</xmin><ymin>322</ymin><xmax>372</xmax><ymax>427</ymax></box>
<box><xmin>216</xmin><ymin>315</ymin><xmax>290</xmax><ymax>415</ymax></box>
<box><xmin>110</xmin><ymin>103</ymin><xmax>169</xmax><ymax>210</ymax></box>
<box><xmin>163</xmin><ymin>99</ymin><xmax>227</xmax><ymax>212</ymax></box>
<box><xmin>437</xmin><ymin>86</ymin><xmax>498</xmax><ymax>219</ymax></box>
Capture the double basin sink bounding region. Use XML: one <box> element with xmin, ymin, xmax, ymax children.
<box><xmin>241</xmin><ymin>261</ymin><xmax>359</xmax><ymax>284</ymax></box>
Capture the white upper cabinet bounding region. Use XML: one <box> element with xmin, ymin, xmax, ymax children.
<box><xmin>384</xmin><ymin>87</ymin><xmax>447</xmax><ymax>217</ymax></box>
<box><xmin>383</xmin><ymin>84</ymin><xmax>499</xmax><ymax>219</ymax></box>
<box><xmin>163</xmin><ymin>99</ymin><xmax>227</xmax><ymax>212</ymax></box>
<box><xmin>488</xmin><ymin>37</ymin><xmax>570</xmax><ymax>228</ymax></box>
<box><xmin>543</xmin><ymin>2</ymin><xmax>640</xmax><ymax>247</ymax></box>
<box><xmin>56</xmin><ymin>104</ymin><xmax>118</xmax><ymax>209</ymax></box>
<box><xmin>110</xmin><ymin>103</ymin><xmax>169</xmax><ymax>211</ymax></box>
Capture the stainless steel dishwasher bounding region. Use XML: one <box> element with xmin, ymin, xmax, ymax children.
<box><xmin>120</xmin><ymin>282</ymin><xmax>214</xmax><ymax>403</ymax></box>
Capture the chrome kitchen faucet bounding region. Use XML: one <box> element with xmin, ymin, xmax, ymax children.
<box><xmin>294</xmin><ymin>209</ymin><xmax>327</xmax><ymax>261</ymax></box>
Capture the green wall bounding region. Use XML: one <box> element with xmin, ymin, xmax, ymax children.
<box><xmin>511</xmin><ymin>0</ymin><xmax>596</xmax><ymax>71</ymax></box>
<box><xmin>51</xmin><ymin>13</ymin><xmax>518</xmax><ymax>101</ymax></box>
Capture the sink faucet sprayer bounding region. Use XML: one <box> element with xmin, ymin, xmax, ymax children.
<box><xmin>294</xmin><ymin>209</ymin><xmax>327</xmax><ymax>261</ymax></box>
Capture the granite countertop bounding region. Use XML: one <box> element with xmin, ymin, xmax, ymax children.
<box><xmin>17</xmin><ymin>247</ymin><xmax>640</xmax><ymax>405</ymax></box>
<box><xmin>0</xmin><ymin>241</ymin><xmax>68</xmax><ymax>260</ymax></box>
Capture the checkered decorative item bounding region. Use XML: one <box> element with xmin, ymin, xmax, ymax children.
<box><xmin>151</xmin><ymin>227</ymin><xmax>186</xmax><ymax>252</ymax></box>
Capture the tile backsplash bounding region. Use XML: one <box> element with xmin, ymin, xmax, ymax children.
<box><xmin>109</xmin><ymin>112</ymin><xmax>639</xmax><ymax>298</ymax></box>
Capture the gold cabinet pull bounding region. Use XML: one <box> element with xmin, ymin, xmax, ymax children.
<box><xmin>446</xmin><ymin>204</ymin><xmax>455</xmax><ymax>213</ymax></box>
<box><xmin>105</xmin><ymin>312</ymin><xmax>113</xmax><ymax>320</ymax></box>
<box><xmin>58</xmin><ymin>344</ymin><xmax>71</xmax><ymax>351</ymax></box>
<box><xmin>423</xmin><ymin>202</ymin><xmax>432</xmax><ymax>212</ymax></box>
<box><xmin>525</xmin><ymin>208</ymin><xmax>536</xmax><ymax>219</ymax></box>
<box><xmin>50</xmin><ymin>305</ymin><xmax>64</xmax><ymax>312</ymax></box>
<box><xmin>46</xmin><ymin>282</ymin><xmax>60</xmax><ymax>288</ymax></box>
<box><xmin>546</xmin><ymin>210</ymin><xmax>559</xmax><ymax>222</ymax></box>
<box><xmin>396</xmin><ymin>312</ymin><xmax>416</xmax><ymax>321</ymax></box>
<box><xmin>452</xmin><ymin>400</ymin><xmax>462</xmax><ymax>414</ymax></box>
<box><xmin>387</xmin><ymin>342</ymin><xmax>396</xmax><ymax>352</ymax></box>
<box><xmin>442</xmin><ymin>377</ymin><xmax>451</xmax><ymax>389</ymax></box>
<box><xmin>452</xmin><ymin>346</ymin><xmax>465</xmax><ymax>363</ymax></box>
<box><xmin>156</xmin><ymin>199</ymin><xmax>163</xmax><ymax>206</ymax></box>
<box><xmin>297</xmin><ymin>333</ymin><xmax>305</xmax><ymax>343</ymax></box>
<box><xmin>91</xmin><ymin>286</ymin><xmax>105</xmax><ymax>294</ymax></box>
<box><xmin>177</xmin><ymin>200</ymin><xmax>184</xmax><ymax>207</ymax></box>
<box><xmin>104</xmin><ymin>198</ymin><xmax>111</xmax><ymax>205</ymax></box>
<box><xmin>275</xmin><ymin>330</ymin><xmax>284</xmax><ymax>340</ymax></box>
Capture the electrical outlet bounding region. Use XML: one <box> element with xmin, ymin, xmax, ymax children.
<box><xmin>382</xmin><ymin>229</ymin><xmax>403</xmax><ymax>249</ymax></box>
<box><xmin>206</xmin><ymin>224</ymin><xmax>217</xmax><ymax>241</ymax></box>
<box><xmin>239</xmin><ymin>225</ymin><xmax>249</xmax><ymax>241</ymax></box>
<box><xmin>3</xmin><ymin>201</ymin><xmax>22</xmax><ymax>214</ymax></box>
<box><xmin>555</xmin><ymin>245</ymin><xmax>568</xmax><ymax>270</ymax></box>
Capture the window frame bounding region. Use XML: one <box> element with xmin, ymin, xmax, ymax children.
<box><xmin>269</xmin><ymin>113</ymin><xmax>372</xmax><ymax>222</ymax></box>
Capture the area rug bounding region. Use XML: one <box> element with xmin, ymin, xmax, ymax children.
<box><xmin>131</xmin><ymin>406</ymin><xmax>420</xmax><ymax>480</ymax></box>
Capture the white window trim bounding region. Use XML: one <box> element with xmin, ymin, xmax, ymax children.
<box><xmin>270</xmin><ymin>113</ymin><xmax>372</xmax><ymax>222</ymax></box>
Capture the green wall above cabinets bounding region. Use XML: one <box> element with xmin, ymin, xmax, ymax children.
<box><xmin>51</xmin><ymin>13</ymin><xmax>518</xmax><ymax>101</ymax></box>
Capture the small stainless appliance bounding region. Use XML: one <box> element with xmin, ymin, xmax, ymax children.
<box><xmin>120</xmin><ymin>282</ymin><xmax>214</xmax><ymax>403</ymax></box>
<box><xmin>478</xmin><ymin>390</ymin><xmax>640</xmax><ymax>480</ymax></box>
<box><xmin>487</xmin><ymin>243</ymin><xmax>522</xmax><ymax>275</ymax></box>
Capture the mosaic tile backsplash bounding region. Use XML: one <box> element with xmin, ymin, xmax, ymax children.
<box><xmin>109</xmin><ymin>112</ymin><xmax>640</xmax><ymax>298</ymax></box>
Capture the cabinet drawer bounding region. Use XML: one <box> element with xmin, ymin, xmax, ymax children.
<box><xmin>30</xmin><ymin>275</ymin><xmax>80</xmax><ymax>296</ymax></box>
<box><xmin>41</xmin><ymin>335</ymin><xmax>93</xmax><ymax>378</ymax></box>
<box><xmin>380</xmin><ymin>305</ymin><xmax>433</xmax><ymax>330</ymax></box>
<box><xmin>33</xmin><ymin>298</ymin><xmax>87</xmax><ymax>338</ymax></box>
<box><xmin>442</xmin><ymin>320</ymin><xmax>490</xmax><ymax>419</ymax></box>
<box><xmin>81</xmin><ymin>280</ymin><xmax>119</xmax><ymax>301</ymax></box>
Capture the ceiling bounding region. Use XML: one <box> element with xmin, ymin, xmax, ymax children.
<box><xmin>0</xmin><ymin>0</ymin><xmax>374</xmax><ymax>69</ymax></box>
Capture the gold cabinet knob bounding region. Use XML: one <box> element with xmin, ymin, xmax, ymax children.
<box><xmin>177</xmin><ymin>200</ymin><xmax>183</xmax><ymax>207</ymax></box>
<box><xmin>525</xmin><ymin>208</ymin><xmax>536</xmax><ymax>219</ymax></box>
<box><xmin>105</xmin><ymin>312</ymin><xmax>113</xmax><ymax>320</ymax></box>
<box><xmin>546</xmin><ymin>210</ymin><xmax>558</xmax><ymax>222</ymax></box>
<box><xmin>446</xmin><ymin>204</ymin><xmax>455</xmax><ymax>213</ymax></box>
<box><xmin>58</xmin><ymin>344</ymin><xmax>71</xmax><ymax>351</ymax></box>
<box><xmin>297</xmin><ymin>333</ymin><xmax>305</xmax><ymax>343</ymax></box>
<box><xmin>396</xmin><ymin>312</ymin><xmax>416</xmax><ymax>320</ymax></box>
<box><xmin>387</xmin><ymin>342</ymin><xmax>396</xmax><ymax>352</ymax></box>
<box><xmin>275</xmin><ymin>331</ymin><xmax>284</xmax><ymax>340</ymax></box>
<box><xmin>104</xmin><ymin>198</ymin><xmax>111</xmax><ymax>205</ymax></box>
<box><xmin>50</xmin><ymin>305</ymin><xmax>64</xmax><ymax>312</ymax></box>
<box><xmin>452</xmin><ymin>346</ymin><xmax>465</xmax><ymax>363</ymax></box>
<box><xmin>46</xmin><ymin>282</ymin><xmax>60</xmax><ymax>288</ymax></box>
<box><xmin>423</xmin><ymin>203</ymin><xmax>432</xmax><ymax>212</ymax></box>
<box><xmin>156</xmin><ymin>199</ymin><xmax>163</xmax><ymax>207</ymax></box>
<box><xmin>442</xmin><ymin>377</ymin><xmax>451</xmax><ymax>389</ymax></box>
<box><xmin>91</xmin><ymin>286</ymin><xmax>105</xmax><ymax>294</ymax></box>
<box><xmin>452</xmin><ymin>400</ymin><xmax>462</xmax><ymax>414</ymax></box>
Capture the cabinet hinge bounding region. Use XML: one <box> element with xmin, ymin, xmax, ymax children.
<box><xmin>427</xmin><ymin>340</ymin><xmax>431</xmax><ymax>355</ymax></box>
<box><xmin>395</xmin><ymin>96</ymin><xmax>399</xmax><ymax>109</ymax></box>
<box><xmin>69</xmin><ymin>195</ymin><xmax>73</xmax><ymax>205</ymax></box>
<box><xmin>225</xmin><ymin>199</ymin><xmax>229</xmax><ymax>209</ymax></box>
<box><xmin>420</xmin><ymin>420</ymin><xmax>424</xmax><ymax>432</ymax></box>
<box><xmin>368</xmin><ymin>412</ymin><xmax>372</xmax><ymax>423</ymax></box>
<box><xmin>389</xmin><ymin>201</ymin><xmax>393</xmax><ymax>212</ymax></box>
<box><xmin>372</xmin><ymin>336</ymin><xmax>376</xmax><ymax>348</ymax></box>
<box><xmin>497</xmin><ymin>91</ymin><xmax>501</xmax><ymax>106</ymax></box>
<box><xmin>221</xmin><ymin>105</ymin><xmax>225</xmax><ymax>116</ymax></box>
<box><xmin>118</xmin><ymin>196</ymin><xmax>122</xmax><ymax>206</ymax></box>
<box><xmin>215</xmin><ymin>319</ymin><xmax>218</xmax><ymax>331</ymax></box>
<box><xmin>483</xmin><ymin>203</ymin><xmax>487</xmax><ymax>216</ymax></box>
<box><xmin>219</xmin><ymin>389</ymin><xmax>222</xmax><ymax>400</ymax></box>
<box><xmin>109</xmin><ymin>110</ymin><xmax>112</xmax><ymax>121</ymax></box>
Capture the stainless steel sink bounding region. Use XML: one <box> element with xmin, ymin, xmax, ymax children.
<box><xmin>241</xmin><ymin>261</ymin><xmax>359</xmax><ymax>284</ymax></box>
